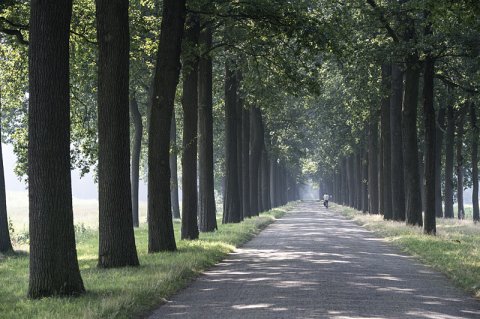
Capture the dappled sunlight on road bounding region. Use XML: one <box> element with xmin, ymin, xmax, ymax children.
<box><xmin>148</xmin><ymin>201</ymin><xmax>480</xmax><ymax>319</ymax></box>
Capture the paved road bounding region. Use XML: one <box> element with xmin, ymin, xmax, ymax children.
<box><xmin>148</xmin><ymin>201</ymin><xmax>480</xmax><ymax>319</ymax></box>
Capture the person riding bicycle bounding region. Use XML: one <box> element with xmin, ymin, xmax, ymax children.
<box><xmin>323</xmin><ymin>193</ymin><xmax>329</xmax><ymax>208</ymax></box>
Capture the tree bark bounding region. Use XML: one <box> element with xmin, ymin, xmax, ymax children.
<box><xmin>435</xmin><ymin>107</ymin><xmax>446</xmax><ymax>218</ymax></box>
<box><xmin>347</xmin><ymin>155</ymin><xmax>355</xmax><ymax>207</ymax></box>
<box><xmin>261</xmin><ymin>148</ymin><xmax>271</xmax><ymax>211</ymax></box>
<box><xmin>390</xmin><ymin>65</ymin><xmax>406</xmax><ymax>221</ymax></box>
<box><xmin>236</xmin><ymin>71</ymin><xmax>244</xmax><ymax>218</ymax></box>
<box><xmin>242</xmin><ymin>106</ymin><xmax>251</xmax><ymax>217</ymax></box>
<box><xmin>368</xmin><ymin>110</ymin><xmax>379</xmax><ymax>214</ymax></box>
<box><xmin>355</xmin><ymin>152</ymin><xmax>362</xmax><ymax>210</ymax></box>
<box><xmin>0</xmin><ymin>89</ymin><xmax>12</xmax><ymax>253</ymax></box>
<box><xmin>456</xmin><ymin>105</ymin><xmax>466</xmax><ymax>220</ymax></box>
<box><xmin>198</xmin><ymin>22</ymin><xmax>217</xmax><ymax>232</ymax></box>
<box><xmin>249</xmin><ymin>107</ymin><xmax>263</xmax><ymax>215</ymax></box>
<box><xmin>444</xmin><ymin>99</ymin><xmax>455</xmax><ymax>218</ymax></box>
<box><xmin>181</xmin><ymin>14</ymin><xmax>200</xmax><ymax>240</ymax></box>
<box><xmin>28</xmin><ymin>0</ymin><xmax>85</xmax><ymax>297</ymax></box>
<box><xmin>269</xmin><ymin>159</ymin><xmax>277</xmax><ymax>208</ymax></box>
<box><xmin>471</xmin><ymin>101</ymin><xmax>480</xmax><ymax>222</ymax></box>
<box><xmin>402</xmin><ymin>55</ymin><xmax>423</xmax><ymax>226</ymax></box>
<box><xmin>361</xmin><ymin>148</ymin><xmax>368</xmax><ymax>213</ymax></box>
<box><xmin>148</xmin><ymin>0</ymin><xmax>185</xmax><ymax>252</ymax></box>
<box><xmin>96</xmin><ymin>0</ymin><xmax>140</xmax><ymax>267</ymax></box>
<box><xmin>170</xmin><ymin>112</ymin><xmax>180</xmax><ymax>219</ymax></box>
<box><xmin>130</xmin><ymin>96</ymin><xmax>142</xmax><ymax>228</ymax></box>
<box><xmin>423</xmin><ymin>55</ymin><xmax>436</xmax><ymax>234</ymax></box>
<box><xmin>381</xmin><ymin>64</ymin><xmax>393</xmax><ymax>220</ymax></box>
<box><xmin>223</xmin><ymin>59</ymin><xmax>242</xmax><ymax>223</ymax></box>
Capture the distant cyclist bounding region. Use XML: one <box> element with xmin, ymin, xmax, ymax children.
<box><xmin>323</xmin><ymin>193</ymin><xmax>329</xmax><ymax>208</ymax></box>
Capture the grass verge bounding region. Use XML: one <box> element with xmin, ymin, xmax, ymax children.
<box><xmin>333</xmin><ymin>204</ymin><xmax>480</xmax><ymax>298</ymax></box>
<box><xmin>0</xmin><ymin>206</ymin><xmax>289</xmax><ymax>319</ymax></box>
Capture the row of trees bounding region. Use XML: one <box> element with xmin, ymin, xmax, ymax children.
<box><xmin>1</xmin><ymin>0</ymin><xmax>310</xmax><ymax>298</ymax></box>
<box><xmin>316</xmin><ymin>1</ymin><xmax>479</xmax><ymax>235</ymax></box>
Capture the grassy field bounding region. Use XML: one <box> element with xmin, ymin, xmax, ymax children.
<box><xmin>334</xmin><ymin>204</ymin><xmax>480</xmax><ymax>298</ymax></box>
<box><xmin>0</xmin><ymin>205</ymin><xmax>289</xmax><ymax>319</ymax></box>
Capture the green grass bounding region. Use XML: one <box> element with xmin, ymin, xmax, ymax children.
<box><xmin>0</xmin><ymin>206</ymin><xmax>288</xmax><ymax>319</ymax></box>
<box><xmin>333</xmin><ymin>204</ymin><xmax>480</xmax><ymax>298</ymax></box>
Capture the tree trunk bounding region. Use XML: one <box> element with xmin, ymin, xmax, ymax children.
<box><xmin>249</xmin><ymin>107</ymin><xmax>263</xmax><ymax>215</ymax></box>
<box><xmin>269</xmin><ymin>159</ymin><xmax>276</xmax><ymax>208</ymax></box>
<box><xmin>236</xmin><ymin>71</ymin><xmax>244</xmax><ymax>218</ymax></box>
<box><xmin>223</xmin><ymin>59</ymin><xmax>241</xmax><ymax>223</ymax></box>
<box><xmin>435</xmin><ymin>107</ymin><xmax>446</xmax><ymax>218</ymax></box>
<box><xmin>471</xmin><ymin>102</ymin><xmax>480</xmax><ymax>222</ymax></box>
<box><xmin>170</xmin><ymin>112</ymin><xmax>181</xmax><ymax>219</ymax></box>
<box><xmin>390</xmin><ymin>65</ymin><xmax>406</xmax><ymax>221</ymax></box>
<box><xmin>198</xmin><ymin>23</ymin><xmax>217</xmax><ymax>232</ymax></box>
<box><xmin>261</xmin><ymin>148</ymin><xmax>271</xmax><ymax>211</ymax></box>
<box><xmin>242</xmin><ymin>106</ymin><xmax>251</xmax><ymax>218</ymax></box>
<box><xmin>381</xmin><ymin>64</ymin><xmax>393</xmax><ymax>220</ymax></box>
<box><xmin>28</xmin><ymin>0</ymin><xmax>85</xmax><ymax>297</ymax></box>
<box><xmin>368</xmin><ymin>110</ymin><xmax>379</xmax><ymax>214</ymax></box>
<box><xmin>444</xmin><ymin>99</ymin><xmax>455</xmax><ymax>218</ymax></box>
<box><xmin>355</xmin><ymin>152</ymin><xmax>362</xmax><ymax>210</ymax></box>
<box><xmin>341</xmin><ymin>157</ymin><xmax>348</xmax><ymax>205</ymax></box>
<box><xmin>148</xmin><ymin>0</ymin><xmax>185</xmax><ymax>252</ymax></box>
<box><xmin>0</xmin><ymin>89</ymin><xmax>12</xmax><ymax>253</ymax></box>
<box><xmin>347</xmin><ymin>155</ymin><xmax>355</xmax><ymax>207</ymax></box>
<box><xmin>456</xmin><ymin>106</ymin><xmax>466</xmax><ymax>220</ymax></box>
<box><xmin>361</xmin><ymin>148</ymin><xmax>368</xmax><ymax>213</ymax></box>
<box><xmin>423</xmin><ymin>55</ymin><xmax>436</xmax><ymax>234</ymax></box>
<box><xmin>402</xmin><ymin>55</ymin><xmax>423</xmax><ymax>226</ymax></box>
<box><xmin>130</xmin><ymin>96</ymin><xmax>142</xmax><ymax>227</ymax></box>
<box><xmin>181</xmin><ymin>14</ymin><xmax>200</xmax><ymax>240</ymax></box>
<box><xmin>96</xmin><ymin>0</ymin><xmax>140</xmax><ymax>268</ymax></box>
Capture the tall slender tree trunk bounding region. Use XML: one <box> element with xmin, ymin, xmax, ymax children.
<box><xmin>236</xmin><ymin>72</ymin><xmax>244</xmax><ymax>218</ymax></box>
<box><xmin>181</xmin><ymin>14</ymin><xmax>200</xmax><ymax>240</ymax></box>
<box><xmin>368</xmin><ymin>110</ymin><xmax>379</xmax><ymax>214</ymax></box>
<box><xmin>456</xmin><ymin>106</ymin><xmax>467</xmax><ymax>220</ymax></box>
<box><xmin>381</xmin><ymin>64</ymin><xmax>393</xmax><ymax>219</ymax></box>
<box><xmin>0</xmin><ymin>89</ymin><xmax>12</xmax><ymax>253</ymax></box>
<box><xmin>242</xmin><ymin>107</ymin><xmax>251</xmax><ymax>218</ymax></box>
<box><xmin>28</xmin><ymin>0</ymin><xmax>85</xmax><ymax>297</ymax></box>
<box><xmin>444</xmin><ymin>99</ymin><xmax>455</xmax><ymax>218</ymax></box>
<box><xmin>347</xmin><ymin>155</ymin><xmax>355</xmax><ymax>207</ymax></box>
<box><xmin>423</xmin><ymin>55</ymin><xmax>436</xmax><ymax>234</ymax></box>
<box><xmin>355</xmin><ymin>152</ymin><xmax>362</xmax><ymax>210</ymax></box>
<box><xmin>435</xmin><ymin>107</ymin><xmax>446</xmax><ymax>217</ymax></box>
<box><xmin>471</xmin><ymin>102</ymin><xmax>479</xmax><ymax>222</ymax></box>
<box><xmin>223</xmin><ymin>59</ymin><xmax>241</xmax><ymax>223</ymax></box>
<box><xmin>96</xmin><ymin>0</ymin><xmax>139</xmax><ymax>268</ymax></box>
<box><xmin>361</xmin><ymin>148</ymin><xmax>368</xmax><ymax>213</ymax></box>
<box><xmin>249</xmin><ymin>107</ymin><xmax>262</xmax><ymax>215</ymax></box>
<box><xmin>390</xmin><ymin>65</ymin><xmax>406</xmax><ymax>221</ymax></box>
<box><xmin>148</xmin><ymin>0</ymin><xmax>186</xmax><ymax>252</ymax></box>
<box><xmin>261</xmin><ymin>149</ymin><xmax>271</xmax><ymax>211</ymax></box>
<box><xmin>402</xmin><ymin>55</ymin><xmax>423</xmax><ymax>226</ymax></box>
<box><xmin>269</xmin><ymin>159</ymin><xmax>276</xmax><ymax>208</ymax></box>
<box><xmin>469</xmin><ymin>101</ymin><xmax>480</xmax><ymax>222</ymax></box>
<box><xmin>198</xmin><ymin>23</ymin><xmax>217</xmax><ymax>232</ymax></box>
<box><xmin>170</xmin><ymin>112</ymin><xmax>180</xmax><ymax>219</ymax></box>
<box><xmin>130</xmin><ymin>96</ymin><xmax>142</xmax><ymax>227</ymax></box>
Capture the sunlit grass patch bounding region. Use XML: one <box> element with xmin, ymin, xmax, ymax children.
<box><xmin>333</xmin><ymin>204</ymin><xmax>480</xmax><ymax>298</ymax></box>
<box><xmin>0</xmin><ymin>206</ymin><xmax>289</xmax><ymax>319</ymax></box>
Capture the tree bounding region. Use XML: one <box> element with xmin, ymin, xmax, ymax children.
<box><xmin>181</xmin><ymin>13</ymin><xmax>200</xmax><ymax>240</ymax></box>
<box><xmin>96</xmin><ymin>0</ymin><xmax>140</xmax><ymax>267</ymax></box>
<box><xmin>148</xmin><ymin>0</ymin><xmax>186</xmax><ymax>252</ymax></box>
<box><xmin>0</xmin><ymin>88</ymin><xmax>13</xmax><ymax>254</ymax></box>
<box><xmin>27</xmin><ymin>0</ymin><xmax>85</xmax><ymax>298</ymax></box>
<box><xmin>170</xmin><ymin>112</ymin><xmax>181</xmax><ymax>219</ymax></box>
<box><xmin>423</xmin><ymin>53</ymin><xmax>436</xmax><ymax>234</ymax></box>
<box><xmin>130</xmin><ymin>95</ymin><xmax>142</xmax><ymax>227</ymax></box>
<box><xmin>390</xmin><ymin>64</ymin><xmax>406</xmax><ymax>221</ymax></box>
<box><xmin>198</xmin><ymin>21</ymin><xmax>217</xmax><ymax>232</ymax></box>
<box><xmin>444</xmin><ymin>98</ymin><xmax>455</xmax><ymax>218</ymax></box>
<box><xmin>471</xmin><ymin>101</ymin><xmax>479</xmax><ymax>222</ymax></box>
<box><xmin>456</xmin><ymin>105</ymin><xmax>467</xmax><ymax>220</ymax></box>
<box><xmin>381</xmin><ymin>64</ymin><xmax>392</xmax><ymax>220</ymax></box>
<box><xmin>223</xmin><ymin>59</ymin><xmax>242</xmax><ymax>223</ymax></box>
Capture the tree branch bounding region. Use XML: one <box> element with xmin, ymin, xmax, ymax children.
<box><xmin>365</xmin><ymin>0</ymin><xmax>399</xmax><ymax>43</ymax></box>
